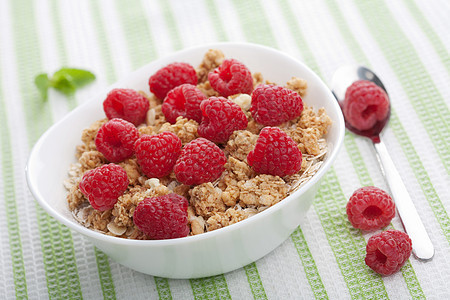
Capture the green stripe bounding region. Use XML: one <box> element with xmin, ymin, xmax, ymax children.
<box><xmin>355</xmin><ymin>0</ymin><xmax>450</xmax><ymax>175</ymax></box>
<box><xmin>315</xmin><ymin>170</ymin><xmax>389</xmax><ymax>298</ymax></box>
<box><xmin>276</xmin><ymin>0</ymin><xmax>388</xmax><ymax>297</ymax></box>
<box><xmin>49</xmin><ymin>0</ymin><xmax>77</xmax><ymax>110</ymax></box>
<box><xmin>291</xmin><ymin>228</ymin><xmax>328</xmax><ymax>299</ymax></box>
<box><xmin>204</xmin><ymin>0</ymin><xmax>228</xmax><ymax>41</ymax></box>
<box><xmin>90</xmin><ymin>0</ymin><xmax>118</xmax><ymax>84</ymax></box>
<box><xmin>88</xmin><ymin>1</ymin><xmax>120</xmax><ymax>297</ymax></box>
<box><xmin>389</xmin><ymin>222</ymin><xmax>425</xmax><ymax>298</ymax></box>
<box><xmin>158</xmin><ymin>0</ymin><xmax>183</xmax><ymax>51</ymax></box>
<box><xmin>189</xmin><ymin>275</ymin><xmax>231</xmax><ymax>300</ymax></box>
<box><xmin>51</xmin><ymin>2</ymin><xmax>117</xmax><ymax>297</ymax></box>
<box><xmin>400</xmin><ymin>260</ymin><xmax>426</xmax><ymax>299</ymax></box>
<box><xmin>94</xmin><ymin>248</ymin><xmax>116</xmax><ymax>300</ymax></box>
<box><xmin>277</xmin><ymin>0</ymin><xmax>318</xmax><ymax>69</ymax></box>
<box><xmin>231</xmin><ymin>0</ymin><xmax>328</xmax><ymax>298</ymax></box>
<box><xmin>0</xmin><ymin>61</ymin><xmax>28</xmax><ymax>299</ymax></box>
<box><xmin>115</xmin><ymin>0</ymin><xmax>157</xmax><ymax>71</ymax></box>
<box><xmin>402</xmin><ymin>0</ymin><xmax>450</xmax><ymax>76</ymax></box>
<box><xmin>35</xmin><ymin>210</ymin><xmax>82</xmax><ymax>299</ymax></box>
<box><xmin>231</xmin><ymin>0</ymin><xmax>277</xmax><ymax>47</ymax></box>
<box><xmin>343</xmin><ymin>133</ymin><xmax>374</xmax><ymax>187</ymax></box>
<box><xmin>154</xmin><ymin>277</ymin><xmax>172</xmax><ymax>300</ymax></box>
<box><xmin>327</xmin><ymin>1</ymin><xmax>425</xmax><ymax>299</ymax></box>
<box><xmin>243</xmin><ymin>263</ymin><xmax>267</xmax><ymax>299</ymax></box>
<box><xmin>389</xmin><ymin>113</ymin><xmax>450</xmax><ymax>243</ymax></box>
<box><xmin>10</xmin><ymin>0</ymin><xmax>82</xmax><ymax>298</ymax></box>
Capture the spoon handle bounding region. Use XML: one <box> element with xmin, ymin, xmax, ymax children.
<box><xmin>373</xmin><ymin>140</ymin><xmax>434</xmax><ymax>260</ymax></box>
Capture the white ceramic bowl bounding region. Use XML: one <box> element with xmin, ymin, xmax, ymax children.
<box><xmin>26</xmin><ymin>42</ymin><xmax>345</xmax><ymax>279</ymax></box>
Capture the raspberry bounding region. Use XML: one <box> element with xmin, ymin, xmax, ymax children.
<box><xmin>365</xmin><ymin>230</ymin><xmax>412</xmax><ymax>276</ymax></box>
<box><xmin>247</xmin><ymin>127</ymin><xmax>302</xmax><ymax>177</ymax></box>
<box><xmin>133</xmin><ymin>193</ymin><xmax>189</xmax><ymax>240</ymax></box>
<box><xmin>103</xmin><ymin>88</ymin><xmax>150</xmax><ymax>126</ymax></box>
<box><xmin>161</xmin><ymin>84</ymin><xmax>207</xmax><ymax>124</ymax></box>
<box><xmin>208</xmin><ymin>58</ymin><xmax>253</xmax><ymax>97</ymax></box>
<box><xmin>174</xmin><ymin>138</ymin><xmax>227</xmax><ymax>185</ymax></box>
<box><xmin>79</xmin><ymin>164</ymin><xmax>129</xmax><ymax>211</ymax></box>
<box><xmin>134</xmin><ymin>132</ymin><xmax>182</xmax><ymax>178</ymax></box>
<box><xmin>95</xmin><ymin>118</ymin><xmax>139</xmax><ymax>163</ymax></box>
<box><xmin>197</xmin><ymin>96</ymin><xmax>248</xmax><ymax>144</ymax></box>
<box><xmin>346</xmin><ymin>186</ymin><xmax>395</xmax><ymax>231</ymax></box>
<box><xmin>343</xmin><ymin>80</ymin><xmax>390</xmax><ymax>131</ymax></box>
<box><xmin>250</xmin><ymin>84</ymin><xmax>304</xmax><ymax>126</ymax></box>
<box><xmin>149</xmin><ymin>62</ymin><xmax>197</xmax><ymax>99</ymax></box>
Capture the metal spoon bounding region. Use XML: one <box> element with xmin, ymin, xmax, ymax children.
<box><xmin>331</xmin><ymin>65</ymin><xmax>434</xmax><ymax>260</ymax></box>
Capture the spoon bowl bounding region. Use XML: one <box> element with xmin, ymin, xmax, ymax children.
<box><xmin>331</xmin><ymin>65</ymin><xmax>390</xmax><ymax>143</ymax></box>
<box><xmin>331</xmin><ymin>65</ymin><xmax>434</xmax><ymax>261</ymax></box>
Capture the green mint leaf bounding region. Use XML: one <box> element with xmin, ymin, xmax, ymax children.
<box><xmin>35</xmin><ymin>67</ymin><xmax>96</xmax><ymax>100</ymax></box>
<box><xmin>53</xmin><ymin>68</ymin><xmax>96</xmax><ymax>88</ymax></box>
<box><xmin>50</xmin><ymin>72</ymin><xmax>77</xmax><ymax>96</ymax></box>
<box><xmin>34</xmin><ymin>73</ymin><xmax>50</xmax><ymax>101</ymax></box>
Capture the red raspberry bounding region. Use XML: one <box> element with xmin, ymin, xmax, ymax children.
<box><xmin>346</xmin><ymin>186</ymin><xmax>395</xmax><ymax>231</ymax></box>
<box><xmin>365</xmin><ymin>230</ymin><xmax>412</xmax><ymax>276</ymax></box>
<box><xmin>208</xmin><ymin>59</ymin><xmax>253</xmax><ymax>97</ymax></box>
<box><xmin>133</xmin><ymin>193</ymin><xmax>189</xmax><ymax>240</ymax></box>
<box><xmin>103</xmin><ymin>88</ymin><xmax>150</xmax><ymax>126</ymax></box>
<box><xmin>174</xmin><ymin>138</ymin><xmax>227</xmax><ymax>185</ymax></box>
<box><xmin>95</xmin><ymin>118</ymin><xmax>139</xmax><ymax>163</ymax></box>
<box><xmin>149</xmin><ymin>62</ymin><xmax>197</xmax><ymax>99</ymax></box>
<box><xmin>197</xmin><ymin>96</ymin><xmax>248</xmax><ymax>144</ymax></box>
<box><xmin>343</xmin><ymin>80</ymin><xmax>390</xmax><ymax>131</ymax></box>
<box><xmin>161</xmin><ymin>84</ymin><xmax>207</xmax><ymax>124</ymax></box>
<box><xmin>79</xmin><ymin>164</ymin><xmax>129</xmax><ymax>211</ymax></box>
<box><xmin>247</xmin><ymin>127</ymin><xmax>302</xmax><ymax>177</ymax></box>
<box><xmin>250</xmin><ymin>84</ymin><xmax>303</xmax><ymax>126</ymax></box>
<box><xmin>134</xmin><ymin>132</ymin><xmax>182</xmax><ymax>178</ymax></box>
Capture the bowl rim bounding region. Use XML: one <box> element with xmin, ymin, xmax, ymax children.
<box><xmin>26</xmin><ymin>41</ymin><xmax>345</xmax><ymax>247</ymax></box>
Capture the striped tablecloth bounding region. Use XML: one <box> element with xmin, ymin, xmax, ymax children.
<box><xmin>1</xmin><ymin>0</ymin><xmax>449</xmax><ymax>299</ymax></box>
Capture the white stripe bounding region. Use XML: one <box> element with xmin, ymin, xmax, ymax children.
<box><xmin>140</xmin><ymin>0</ymin><xmax>175</xmax><ymax>58</ymax></box>
<box><xmin>109</xmin><ymin>263</ymin><xmax>159</xmax><ymax>298</ymax></box>
<box><xmin>256</xmin><ymin>237</ymin><xmax>314</xmax><ymax>298</ymax></box>
<box><xmin>413</xmin><ymin>0</ymin><xmax>450</xmax><ymax>53</ymax></box>
<box><xmin>98</xmin><ymin>0</ymin><xmax>134</xmax><ymax>78</ymax></box>
<box><xmin>223</xmin><ymin>269</ymin><xmax>255</xmax><ymax>299</ymax></box>
<box><xmin>209</xmin><ymin>0</ymin><xmax>246</xmax><ymax>42</ymax></box>
<box><xmin>288</xmin><ymin>0</ymin><xmax>357</xmax><ymax>80</ymax></box>
<box><xmin>259</xmin><ymin>0</ymin><xmax>305</xmax><ymax>63</ymax></box>
<box><xmin>166</xmin><ymin>278</ymin><xmax>195</xmax><ymax>300</ymax></box>
<box><xmin>166</xmin><ymin>0</ymin><xmax>216</xmax><ymax>48</ymax></box>
<box><xmin>57</xmin><ymin>0</ymin><xmax>109</xmax><ymax>107</ymax></box>
<box><xmin>34</xmin><ymin>0</ymin><xmax>70</xmax><ymax>123</ymax></box>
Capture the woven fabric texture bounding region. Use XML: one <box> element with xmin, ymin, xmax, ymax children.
<box><xmin>0</xmin><ymin>0</ymin><xmax>449</xmax><ymax>299</ymax></box>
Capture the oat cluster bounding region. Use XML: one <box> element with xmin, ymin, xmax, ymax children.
<box><xmin>65</xmin><ymin>49</ymin><xmax>331</xmax><ymax>239</ymax></box>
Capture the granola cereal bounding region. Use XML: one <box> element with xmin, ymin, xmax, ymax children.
<box><xmin>65</xmin><ymin>49</ymin><xmax>331</xmax><ymax>239</ymax></box>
